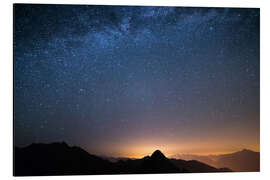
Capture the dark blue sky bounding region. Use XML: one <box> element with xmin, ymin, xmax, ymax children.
<box><xmin>14</xmin><ymin>4</ymin><xmax>259</xmax><ymax>157</ymax></box>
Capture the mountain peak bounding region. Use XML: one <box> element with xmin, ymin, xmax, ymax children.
<box><xmin>151</xmin><ymin>150</ymin><xmax>166</xmax><ymax>159</ymax></box>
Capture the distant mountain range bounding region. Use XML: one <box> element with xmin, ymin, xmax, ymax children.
<box><xmin>14</xmin><ymin>142</ymin><xmax>231</xmax><ymax>176</ymax></box>
<box><xmin>171</xmin><ymin>149</ymin><xmax>260</xmax><ymax>172</ymax></box>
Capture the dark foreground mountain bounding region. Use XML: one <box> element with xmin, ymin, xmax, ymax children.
<box><xmin>171</xmin><ymin>149</ymin><xmax>260</xmax><ymax>172</ymax></box>
<box><xmin>14</xmin><ymin>142</ymin><xmax>231</xmax><ymax>176</ymax></box>
<box><xmin>14</xmin><ymin>142</ymin><xmax>114</xmax><ymax>176</ymax></box>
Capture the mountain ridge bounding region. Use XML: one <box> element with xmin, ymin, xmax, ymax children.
<box><xmin>171</xmin><ymin>149</ymin><xmax>260</xmax><ymax>172</ymax></box>
<box><xmin>14</xmin><ymin>142</ymin><xmax>232</xmax><ymax>176</ymax></box>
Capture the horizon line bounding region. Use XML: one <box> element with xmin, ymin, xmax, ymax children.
<box><xmin>14</xmin><ymin>141</ymin><xmax>260</xmax><ymax>159</ymax></box>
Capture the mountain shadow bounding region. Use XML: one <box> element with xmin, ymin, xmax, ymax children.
<box><xmin>171</xmin><ymin>149</ymin><xmax>260</xmax><ymax>172</ymax></box>
<box><xmin>170</xmin><ymin>159</ymin><xmax>231</xmax><ymax>173</ymax></box>
<box><xmin>14</xmin><ymin>142</ymin><xmax>231</xmax><ymax>176</ymax></box>
<box><xmin>213</xmin><ymin>149</ymin><xmax>260</xmax><ymax>172</ymax></box>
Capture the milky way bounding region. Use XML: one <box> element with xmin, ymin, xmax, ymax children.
<box><xmin>14</xmin><ymin>4</ymin><xmax>259</xmax><ymax>157</ymax></box>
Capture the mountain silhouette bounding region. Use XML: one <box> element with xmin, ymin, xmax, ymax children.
<box><xmin>171</xmin><ymin>149</ymin><xmax>259</xmax><ymax>172</ymax></box>
<box><xmin>214</xmin><ymin>149</ymin><xmax>260</xmax><ymax>171</ymax></box>
<box><xmin>14</xmin><ymin>142</ymin><xmax>114</xmax><ymax>176</ymax></box>
<box><xmin>136</xmin><ymin>150</ymin><xmax>185</xmax><ymax>173</ymax></box>
<box><xmin>151</xmin><ymin>150</ymin><xmax>167</xmax><ymax>159</ymax></box>
<box><xmin>14</xmin><ymin>142</ymin><xmax>231</xmax><ymax>176</ymax></box>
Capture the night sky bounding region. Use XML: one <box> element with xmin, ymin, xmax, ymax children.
<box><xmin>14</xmin><ymin>4</ymin><xmax>260</xmax><ymax>158</ymax></box>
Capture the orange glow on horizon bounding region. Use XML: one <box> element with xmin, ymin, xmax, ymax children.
<box><xmin>112</xmin><ymin>145</ymin><xmax>260</xmax><ymax>159</ymax></box>
<box><xmin>89</xmin><ymin>138</ymin><xmax>260</xmax><ymax>158</ymax></box>
<box><xmin>119</xmin><ymin>145</ymin><xmax>260</xmax><ymax>159</ymax></box>
<box><xmin>85</xmin><ymin>118</ymin><xmax>260</xmax><ymax>158</ymax></box>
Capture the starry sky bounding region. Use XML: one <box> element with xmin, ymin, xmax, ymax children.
<box><xmin>14</xmin><ymin>4</ymin><xmax>260</xmax><ymax>158</ymax></box>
